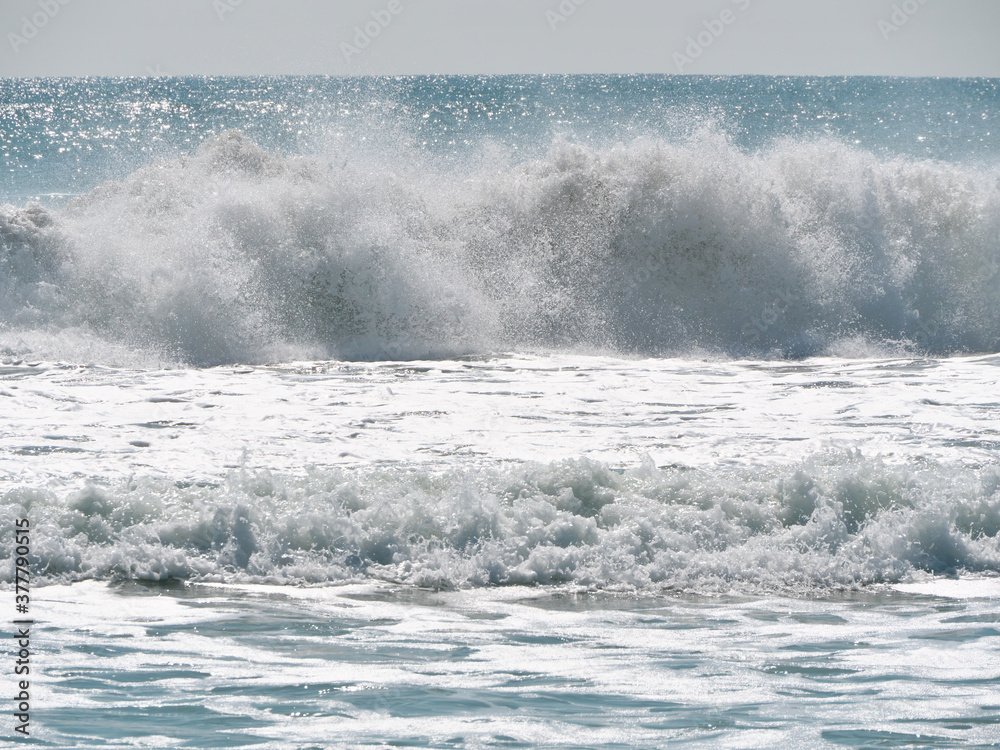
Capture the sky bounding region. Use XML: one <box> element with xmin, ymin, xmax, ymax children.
<box><xmin>0</xmin><ymin>0</ymin><xmax>998</xmax><ymax>78</ymax></box>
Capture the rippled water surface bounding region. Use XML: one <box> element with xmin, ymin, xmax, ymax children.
<box><xmin>31</xmin><ymin>579</ymin><xmax>1000</xmax><ymax>748</ymax></box>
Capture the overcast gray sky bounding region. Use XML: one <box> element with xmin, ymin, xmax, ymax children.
<box><xmin>1</xmin><ymin>0</ymin><xmax>998</xmax><ymax>78</ymax></box>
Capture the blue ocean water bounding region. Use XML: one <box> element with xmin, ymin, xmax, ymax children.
<box><xmin>3</xmin><ymin>76</ymin><xmax>998</xmax><ymax>204</ymax></box>
<box><xmin>2</xmin><ymin>76</ymin><xmax>1000</xmax><ymax>747</ymax></box>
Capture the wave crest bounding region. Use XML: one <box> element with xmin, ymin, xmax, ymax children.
<box><xmin>2</xmin><ymin>130</ymin><xmax>999</xmax><ymax>365</ymax></box>
<box><xmin>6</xmin><ymin>455</ymin><xmax>999</xmax><ymax>592</ymax></box>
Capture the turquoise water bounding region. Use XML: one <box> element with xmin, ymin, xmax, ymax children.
<box><xmin>31</xmin><ymin>580</ymin><xmax>1000</xmax><ymax>748</ymax></box>
<box><xmin>2</xmin><ymin>76</ymin><xmax>998</xmax><ymax>204</ymax></box>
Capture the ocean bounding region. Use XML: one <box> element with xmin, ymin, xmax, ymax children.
<box><xmin>2</xmin><ymin>75</ymin><xmax>999</xmax><ymax>748</ymax></box>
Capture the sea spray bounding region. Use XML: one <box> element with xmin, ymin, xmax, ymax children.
<box><xmin>2</xmin><ymin>129</ymin><xmax>999</xmax><ymax>365</ymax></box>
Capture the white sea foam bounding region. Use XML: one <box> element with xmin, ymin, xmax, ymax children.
<box><xmin>2</xmin><ymin>129</ymin><xmax>999</xmax><ymax>366</ymax></box>
<box><xmin>5</xmin><ymin>454</ymin><xmax>998</xmax><ymax>593</ymax></box>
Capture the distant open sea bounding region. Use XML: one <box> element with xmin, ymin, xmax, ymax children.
<box><xmin>2</xmin><ymin>75</ymin><xmax>1000</xmax><ymax>748</ymax></box>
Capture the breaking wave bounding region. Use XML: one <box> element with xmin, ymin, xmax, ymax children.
<box><xmin>2</xmin><ymin>129</ymin><xmax>999</xmax><ymax>365</ymax></box>
<box><xmin>4</xmin><ymin>454</ymin><xmax>999</xmax><ymax>592</ymax></box>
